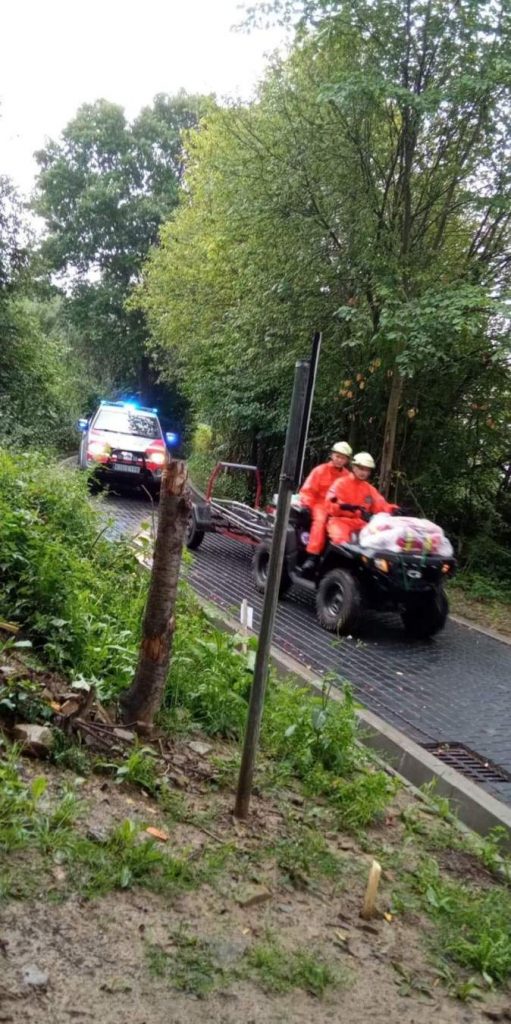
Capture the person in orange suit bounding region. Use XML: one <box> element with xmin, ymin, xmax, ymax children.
<box><xmin>299</xmin><ymin>441</ymin><xmax>352</xmax><ymax>573</ymax></box>
<box><xmin>326</xmin><ymin>451</ymin><xmax>398</xmax><ymax>545</ymax></box>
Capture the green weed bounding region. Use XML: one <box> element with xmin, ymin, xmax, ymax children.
<box><xmin>158</xmin><ymin>786</ymin><xmax>188</xmax><ymax>822</ymax></box>
<box><xmin>103</xmin><ymin>746</ymin><xmax>160</xmax><ymax>795</ymax></box>
<box><xmin>409</xmin><ymin>857</ymin><xmax>511</xmax><ymax>986</ymax></box>
<box><xmin>402</xmin><ymin>793</ymin><xmax>511</xmax><ymax>883</ymax></box>
<box><xmin>0</xmin><ymin>745</ymin><xmax>227</xmax><ymax>903</ymax></box>
<box><xmin>51</xmin><ymin>730</ymin><xmax>91</xmax><ymax>776</ymax></box>
<box><xmin>0</xmin><ymin>672</ymin><xmax>52</xmax><ymax>724</ymax></box>
<box><xmin>273</xmin><ymin>827</ymin><xmax>344</xmax><ymax>888</ymax></box>
<box><xmin>146</xmin><ymin>931</ymin><xmax>224</xmax><ymax>996</ymax></box>
<box><xmin>245</xmin><ymin>937</ymin><xmax>347</xmax><ymax>997</ymax></box>
<box><xmin>65</xmin><ymin>819</ymin><xmax>195</xmax><ymax>899</ymax></box>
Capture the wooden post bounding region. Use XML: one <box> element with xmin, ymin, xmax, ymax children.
<box><xmin>120</xmin><ymin>458</ymin><xmax>190</xmax><ymax>728</ymax></box>
<box><xmin>361</xmin><ymin>860</ymin><xmax>382</xmax><ymax>920</ymax></box>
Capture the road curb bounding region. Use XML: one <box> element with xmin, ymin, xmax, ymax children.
<box><xmin>450</xmin><ymin>613</ymin><xmax>511</xmax><ymax>648</ymax></box>
<box><xmin>194</xmin><ymin>593</ymin><xmax>511</xmax><ymax>848</ymax></box>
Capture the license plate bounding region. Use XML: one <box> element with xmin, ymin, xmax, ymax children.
<box><xmin>113</xmin><ymin>464</ymin><xmax>140</xmax><ymax>474</ymax></box>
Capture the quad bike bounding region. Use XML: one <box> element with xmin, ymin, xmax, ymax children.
<box><xmin>252</xmin><ymin>505</ymin><xmax>456</xmax><ymax>639</ymax></box>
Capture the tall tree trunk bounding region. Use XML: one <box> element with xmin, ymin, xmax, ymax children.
<box><xmin>379</xmin><ymin>370</ymin><xmax>403</xmax><ymax>497</ymax></box>
<box><xmin>120</xmin><ymin>459</ymin><xmax>190</xmax><ymax>727</ymax></box>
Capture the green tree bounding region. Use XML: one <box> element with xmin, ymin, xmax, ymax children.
<box><xmin>0</xmin><ymin>294</ymin><xmax>87</xmax><ymax>450</ymax></box>
<box><xmin>141</xmin><ymin>0</ymin><xmax>510</xmax><ymax>558</ymax></box>
<box><xmin>34</xmin><ymin>93</ymin><xmax>206</xmax><ymax>393</ymax></box>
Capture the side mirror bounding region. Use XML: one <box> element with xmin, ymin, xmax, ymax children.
<box><xmin>76</xmin><ymin>418</ymin><xmax>89</xmax><ymax>432</ymax></box>
<box><xmin>165</xmin><ymin>431</ymin><xmax>179</xmax><ymax>447</ymax></box>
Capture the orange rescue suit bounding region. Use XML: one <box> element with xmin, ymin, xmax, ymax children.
<box><xmin>326</xmin><ymin>475</ymin><xmax>396</xmax><ymax>545</ymax></box>
<box><xmin>299</xmin><ymin>462</ymin><xmax>350</xmax><ymax>555</ymax></box>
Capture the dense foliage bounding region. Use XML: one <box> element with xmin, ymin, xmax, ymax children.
<box><xmin>1</xmin><ymin>95</ymin><xmax>204</xmax><ymax>450</ymax></box>
<box><xmin>0</xmin><ymin>451</ymin><xmax>148</xmax><ymax>687</ymax></box>
<box><xmin>33</xmin><ymin>93</ymin><xmax>205</xmax><ymax>395</ymax></box>
<box><xmin>0</xmin><ymin>175</ymin><xmax>84</xmax><ymax>450</ymax></box>
<box><xmin>140</xmin><ymin>0</ymin><xmax>511</xmax><ymax>576</ymax></box>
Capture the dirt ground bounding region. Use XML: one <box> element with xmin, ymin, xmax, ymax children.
<box><xmin>449</xmin><ymin>588</ymin><xmax>511</xmax><ymax>639</ymax></box>
<box><xmin>1</xmin><ymin>752</ymin><xmax>510</xmax><ymax>1024</ymax></box>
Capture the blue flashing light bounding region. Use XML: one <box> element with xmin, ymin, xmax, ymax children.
<box><xmin>165</xmin><ymin>431</ymin><xmax>179</xmax><ymax>447</ymax></box>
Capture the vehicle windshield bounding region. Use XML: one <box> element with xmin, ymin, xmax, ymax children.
<box><xmin>93</xmin><ymin>408</ymin><xmax>161</xmax><ymax>439</ymax></box>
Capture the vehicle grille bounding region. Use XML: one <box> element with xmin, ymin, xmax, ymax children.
<box><xmin>110</xmin><ymin>449</ymin><xmax>145</xmax><ymax>466</ymax></box>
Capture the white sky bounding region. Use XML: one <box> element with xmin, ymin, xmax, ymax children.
<box><xmin>0</xmin><ymin>0</ymin><xmax>286</xmax><ymax>196</ymax></box>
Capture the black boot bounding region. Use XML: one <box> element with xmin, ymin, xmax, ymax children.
<box><xmin>300</xmin><ymin>555</ymin><xmax>319</xmax><ymax>577</ymax></box>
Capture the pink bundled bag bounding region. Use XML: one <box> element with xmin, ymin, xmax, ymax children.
<box><xmin>359</xmin><ymin>513</ymin><xmax>453</xmax><ymax>557</ymax></box>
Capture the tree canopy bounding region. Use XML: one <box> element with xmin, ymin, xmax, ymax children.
<box><xmin>140</xmin><ymin>0</ymin><xmax>511</xmax><ymax>565</ymax></box>
<box><xmin>34</xmin><ymin>93</ymin><xmax>206</xmax><ymax>392</ymax></box>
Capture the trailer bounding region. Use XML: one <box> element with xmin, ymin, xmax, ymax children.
<box><xmin>185</xmin><ymin>462</ymin><xmax>274</xmax><ymax>550</ymax></box>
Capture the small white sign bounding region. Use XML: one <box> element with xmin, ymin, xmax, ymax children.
<box><xmin>240</xmin><ymin>599</ymin><xmax>254</xmax><ymax>631</ymax></box>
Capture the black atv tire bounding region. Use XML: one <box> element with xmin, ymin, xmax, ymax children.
<box><xmin>401</xmin><ymin>589</ymin><xmax>449</xmax><ymax>639</ymax></box>
<box><xmin>252</xmin><ymin>541</ymin><xmax>292</xmax><ymax>597</ymax></box>
<box><xmin>316</xmin><ymin>568</ymin><xmax>362</xmax><ymax>634</ymax></box>
<box><xmin>185</xmin><ymin>510</ymin><xmax>205</xmax><ymax>551</ymax></box>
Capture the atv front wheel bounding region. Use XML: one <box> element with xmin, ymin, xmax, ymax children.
<box><xmin>401</xmin><ymin>589</ymin><xmax>448</xmax><ymax>639</ymax></box>
<box><xmin>316</xmin><ymin>568</ymin><xmax>361</xmax><ymax>634</ymax></box>
<box><xmin>252</xmin><ymin>541</ymin><xmax>291</xmax><ymax>597</ymax></box>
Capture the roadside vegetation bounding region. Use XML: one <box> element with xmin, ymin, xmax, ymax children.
<box><xmin>1</xmin><ymin>448</ymin><xmax>511</xmax><ymax>1020</ymax></box>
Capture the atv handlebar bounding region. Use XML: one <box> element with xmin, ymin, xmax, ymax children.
<box><xmin>337</xmin><ymin>502</ymin><xmax>368</xmax><ymax>514</ymax></box>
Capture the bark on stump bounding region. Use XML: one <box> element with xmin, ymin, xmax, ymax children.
<box><xmin>120</xmin><ymin>459</ymin><xmax>190</xmax><ymax>728</ymax></box>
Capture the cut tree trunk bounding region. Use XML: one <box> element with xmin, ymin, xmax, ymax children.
<box><xmin>120</xmin><ymin>459</ymin><xmax>190</xmax><ymax>728</ymax></box>
<box><xmin>379</xmin><ymin>370</ymin><xmax>403</xmax><ymax>498</ymax></box>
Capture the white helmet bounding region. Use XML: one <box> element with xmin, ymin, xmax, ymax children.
<box><xmin>331</xmin><ymin>441</ymin><xmax>353</xmax><ymax>457</ymax></box>
<box><xmin>352</xmin><ymin>451</ymin><xmax>375</xmax><ymax>469</ymax></box>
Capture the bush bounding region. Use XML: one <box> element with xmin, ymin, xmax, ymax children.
<box><xmin>0</xmin><ymin>450</ymin><xmax>147</xmax><ymax>693</ymax></box>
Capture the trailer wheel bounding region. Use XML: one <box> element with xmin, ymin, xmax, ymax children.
<box><xmin>185</xmin><ymin>509</ymin><xmax>205</xmax><ymax>551</ymax></box>
<box><xmin>252</xmin><ymin>542</ymin><xmax>291</xmax><ymax>597</ymax></box>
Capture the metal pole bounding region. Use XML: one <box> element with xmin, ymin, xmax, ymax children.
<box><xmin>234</xmin><ymin>360</ymin><xmax>310</xmax><ymax>819</ymax></box>
<box><xmin>295</xmin><ymin>331</ymin><xmax>322</xmax><ymax>488</ymax></box>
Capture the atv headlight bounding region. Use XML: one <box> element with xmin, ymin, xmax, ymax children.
<box><xmin>374</xmin><ymin>557</ymin><xmax>390</xmax><ymax>573</ymax></box>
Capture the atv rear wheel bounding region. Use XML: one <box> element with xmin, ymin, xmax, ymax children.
<box><xmin>401</xmin><ymin>589</ymin><xmax>448</xmax><ymax>639</ymax></box>
<box><xmin>252</xmin><ymin>541</ymin><xmax>291</xmax><ymax>597</ymax></box>
<box><xmin>316</xmin><ymin>568</ymin><xmax>361</xmax><ymax>634</ymax></box>
<box><xmin>185</xmin><ymin>510</ymin><xmax>205</xmax><ymax>551</ymax></box>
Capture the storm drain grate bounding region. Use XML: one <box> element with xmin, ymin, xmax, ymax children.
<box><xmin>424</xmin><ymin>742</ymin><xmax>511</xmax><ymax>784</ymax></box>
